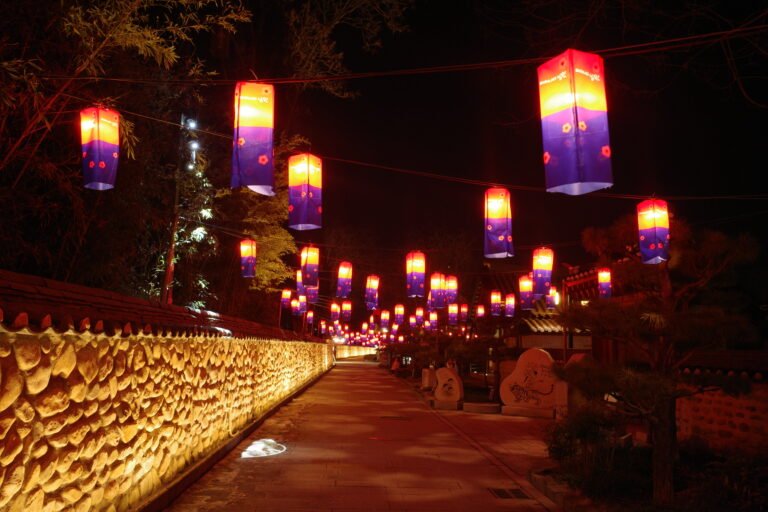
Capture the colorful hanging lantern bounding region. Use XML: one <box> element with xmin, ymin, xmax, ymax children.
<box><xmin>320</xmin><ymin>320</ymin><xmax>327</xmax><ymax>334</ymax></box>
<box><xmin>424</xmin><ymin>320</ymin><xmax>432</xmax><ymax>332</ymax></box>
<box><xmin>306</xmin><ymin>286</ymin><xmax>319</xmax><ymax>304</ymax></box>
<box><xmin>300</xmin><ymin>246</ymin><xmax>319</xmax><ymax>287</ymax></box>
<box><xmin>380</xmin><ymin>310</ymin><xmax>390</xmax><ymax>330</ymax></box>
<box><xmin>239</xmin><ymin>239</ymin><xmax>257</xmax><ymax>278</ymax></box>
<box><xmin>429</xmin><ymin>272</ymin><xmax>446</xmax><ymax>309</ymax></box>
<box><xmin>537</xmin><ymin>49</ymin><xmax>612</xmax><ymax>195</ymax></box>
<box><xmin>341</xmin><ymin>301</ymin><xmax>352</xmax><ymax>322</ymax></box>
<box><xmin>490</xmin><ymin>290</ymin><xmax>503</xmax><ymax>317</ymax></box>
<box><xmin>598</xmin><ymin>268</ymin><xmax>612</xmax><ymax>298</ymax></box>
<box><xmin>365</xmin><ymin>275</ymin><xmax>379</xmax><ymax>310</ymax></box>
<box><xmin>637</xmin><ymin>199</ymin><xmax>670</xmax><ymax>264</ymax></box>
<box><xmin>445</xmin><ymin>275</ymin><xmax>458</xmax><ymax>304</ymax></box>
<box><xmin>336</xmin><ymin>261</ymin><xmax>353</xmax><ymax>298</ymax></box>
<box><xmin>459</xmin><ymin>304</ymin><xmax>469</xmax><ymax>323</ymax></box>
<box><xmin>448</xmin><ymin>303</ymin><xmax>459</xmax><ymax>325</ymax></box>
<box><xmin>306</xmin><ymin>310</ymin><xmax>314</xmax><ymax>325</ymax></box>
<box><xmin>298</xmin><ymin>294</ymin><xmax>307</xmax><ymax>314</ymax></box>
<box><xmin>291</xmin><ymin>298</ymin><xmax>300</xmax><ymax>316</ymax></box>
<box><xmin>331</xmin><ymin>302</ymin><xmax>340</xmax><ymax>322</ymax></box>
<box><xmin>415</xmin><ymin>307</ymin><xmax>424</xmax><ymax>325</ymax></box>
<box><xmin>519</xmin><ymin>274</ymin><xmax>534</xmax><ymax>310</ymax></box>
<box><xmin>532</xmin><ymin>246</ymin><xmax>554</xmax><ymax>297</ymax></box>
<box><xmin>296</xmin><ymin>270</ymin><xmax>305</xmax><ymax>295</ymax></box>
<box><xmin>288</xmin><ymin>153</ymin><xmax>322</xmax><ymax>230</ymax></box>
<box><xmin>505</xmin><ymin>294</ymin><xmax>516</xmax><ymax>318</ymax></box>
<box><xmin>408</xmin><ymin>315</ymin><xmax>417</xmax><ymax>329</ymax></box>
<box><xmin>394</xmin><ymin>304</ymin><xmax>405</xmax><ymax>325</ymax></box>
<box><xmin>232</xmin><ymin>82</ymin><xmax>275</xmax><ymax>195</ymax></box>
<box><xmin>361</xmin><ymin>322</ymin><xmax>368</xmax><ymax>334</ymax></box>
<box><xmin>546</xmin><ymin>286</ymin><xmax>559</xmax><ymax>309</ymax></box>
<box><xmin>476</xmin><ymin>304</ymin><xmax>486</xmax><ymax>318</ymax></box>
<box><xmin>484</xmin><ymin>188</ymin><xmax>514</xmax><ymax>258</ymax></box>
<box><xmin>80</xmin><ymin>107</ymin><xmax>120</xmax><ymax>190</ymax></box>
<box><xmin>429</xmin><ymin>311</ymin><xmax>438</xmax><ymax>329</ymax></box>
<box><xmin>280</xmin><ymin>289</ymin><xmax>292</xmax><ymax>308</ymax></box>
<box><xmin>406</xmin><ymin>251</ymin><xmax>426</xmax><ymax>297</ymax></box>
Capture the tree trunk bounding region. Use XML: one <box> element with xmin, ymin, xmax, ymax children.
<box><xmin>651</xmin><ymin>397</ymin><xmax>677</xmax><ymax>507</ymax></box>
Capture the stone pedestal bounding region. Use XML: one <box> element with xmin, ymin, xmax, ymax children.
<box><xmin>421</xmin><ymin>368</ymin><xmax>436</xmax><ymax>390</ymax></box>
<box><xmin>463</xmin><ymin>402</ymin><xmax>501</xmax><ymax>414</ymax></box>
<box><xmin>433</xmin><ymin>400</ymin><xmax>463</xmax><ymax>410</ymax></box>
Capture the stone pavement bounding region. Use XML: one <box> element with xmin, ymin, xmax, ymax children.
<box><xmin>165</xmin><ymin>360</ymin><xmax>560</xmax><ymax>512</ymax></box>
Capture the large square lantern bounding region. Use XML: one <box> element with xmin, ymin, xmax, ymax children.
<box><xmin>337</xmin><ymin>261</ymin><xmax>353</xmax><ymax>298</ymax></box>
<box><xmin>365</xmin><ymin>275</ymin><xmax>379</xmax><ymax>311</ymax></box>
<box><xmin>538</xmin><ymin>49</ymin><xmax>612</xmax><ymax>195</ymax></box>
<box><xmin>429</xmin><ymin>272</ymin><xmax>446</xmax><ymax>309</ymax></box>
<box><xmin>445</xmin><ymin>275</ymin><xmax>458</xmax><ymax>304</ymax></box>
<box><xmin>232</xmin><ymin>82</ymin><xmax>275</xmax><ymax>195</ymax></box>
<box><xmin>637</xmin><ymin>199</ymin><xmax>670</xmax><ymax>264</ymax></box>
<box><xmin>288</xmin><ymin>153</ymin><xmax>322</xmax><ymax>230</ymax></box>
<box><xmin>406</xmin><ymin>251</ymin><xmax>426</xmax><ymax>298</ymax></box>
<box><xmin>80</xmin><ymin>107</ymin><xmax>120</xmax><ymax>190</ymax></box>
<box><xmin>490</xmin><ymin>290</ymin><xmax>502</xmax><ymax>317</ymax></box>
<box><xmin>300</xmin><ymin>246</ymin><xmax>319</xmax><ymax>287</ymax></box>
<box><xmin>342</xmin><ymin>301</ymin><xmax>352</xmax><ymax>322</ymax></box>
<box><xmin>519</xmin><ymin>274</ymin><xmax>534</xmax><ymax>310</ymax></box>
<box><xmin>532</xmin><ymin>246</ymin><xmax>554</xmax><ymax>297</ymax></box>
<box><xmin>239</xmin><ymin>239</ymin><xmax>257</xmax><ymax>278</ymax></box>
<box><xmin>484</xmin><ymin>188</ymin><xmax>514</xmax><ymax>258</ymax></box>
<box><xmin>598</xmin><ymin>268</ymin><xmax>612</xmax><ymax>298</ymax></box>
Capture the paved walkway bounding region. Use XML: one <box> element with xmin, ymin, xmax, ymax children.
<box><xmin>165</xmin><ymin>360</ymin><xmax>559</xmax><ymax>512</ymax></box>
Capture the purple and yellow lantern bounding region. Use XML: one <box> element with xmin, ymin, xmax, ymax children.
<box><xmin>306</xmin><ymin>310</ymin><xmax>314</xmax><ymax>325</ymax></box>
<box><xmin>598</xmin><ymin>268</ymin><xmax>612</xmax><ymax>298</ymax></box>
<box><xmin>331</xmin><ymin>302</ymin><xmax>340</xmax><ymax>322</ymax></box>
<box><xmin>336</xmin><ymin>261</ymin><xmax>353</xmax><ymax>298</ymax></box>
<box><xmin>239</xmin><ymin>239</ymin><xmax>257</xmax><ymax>278</ymax></box>
<box><xmin>288</xmin><ymin>153</ymin><xmax>322</xmax><ymax>230</ymax></box>
<box><xmin>290</xmin><ymin>298</ymin><xmax>300</xmax><ymax>316</ymax></box>
<box><xmin>306</xmin><ymin>286</ymin><xmax>319</xmax><ymax>304</ymax></box>
<box><xmin>232</xmin><ymin>82</ymin><xmax>275</xmax><ymax>195</ymax></box>
<box><xmin>80</xmin><ymin>107</ymin><xmax>120</xmax><ymax>190</ymax></box>
<box><xmin>280</xmin><ymin>289</ymin><xmax>292</xmax><ymax>308</ymax></box>
<box><xmin>448</xmin><ymin>303</ymin><xmax>459</xmax><ymax>326</ymax></box>
<box><xmin>394</xmin><ymin>304</ymin><xmax>405</xmax><ymax>325</ymax></box>
<box><xmin>460</xmin><ymin>304</ymin><xmax>469</xmax><ymax>323</ymax></box>
<box><xmin>637</xmin><ymin>199</ymin><xmax>670</xmax><ymax>264</ymax></box>
<box><xmin>476</xmin><ymin>304</ymin><xmax>486</xmax><ymax>319</ymax></box>
<box><xmin>341</xmin><ymin>301</ymin><xmax>352</xmax><ymax>322</ymax></box>
<box><xmin>429</xmin><ymin>312</ymin><xmax>438</xmax><ymax>330</ymax></box>
<box><xmin>365</xmin><ymin>275</ymin><xmax>379</xmax><ymax>311</ymax></box>
<box><xmin>406</xmin><ymin>251</ymin><xmax>426</xmax><ymax>298</ymax></box>
<box><xmin>300</xmin><ymin>246</ymin><xmax>319</xmax><ymax>287</ymax></box>
<box><xmin>490</xmin><ymin>290</ymin><xmax>503</xmax><ymax>317</ymax></box>
<box><xmin>546</xmin><ymin>286</ymin><xmax>559</xmax><ymax>309</ymax></box>
<box><xmin>380</xmin><ymin>310</ymin><xmax>390</xmax><ymax>330</ymax></box>
<box><xmin>484</xmin><ymin>188</ymin><xmax>514</xmax><ymax>258</ymax></box>
<box><xmin>296</xmin><ymin>270</ymin><xmax>305</xmax><ymax>296</ymax></box>
<box><xmin>298</xmin><ymin>294</ymin><xmax>307</xmax><ymax>314</ymax></box>
<box><xmin>532</xmin><ymin>246</ymin><xmax>554</xmax><ymax>297</ymax></box>
<box><xmin>445</xmin><ymin>275</ymin><xmax>458</xmax><ymax>304</ymax></box>
<box><xmin>429</xmin><ymin>272</ymin><xmax>446</xmax><ymax>309</ymax></box>
<box><xmin>519</xmin><ymin>274</ymin><xmax>534</xmax><ymax>310</ymax></box>
<box><xmin>505</xmin><ymin>294</ymin><xmax>516</xmax><ymax>318</ymax></box>
<box><xmin>408</xmin><ymin>315</ymin><xmax>417</xmax><ymax>329</ymax></box>
<box><xmin>537</xmin><ymin>49</ymin><xmax>612</xmax><ymax>195</ymax></box>
<box><xmin>415</xmin><ymin>307</ymin><xmax>425</xmax><ymax>326</ymax></box>
<box><xmin>320</xmin><ymin>320</ymin><xmax>327</xmax><ymax>334</ymax></box>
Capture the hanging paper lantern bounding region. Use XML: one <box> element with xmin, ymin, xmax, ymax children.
<box><xmin>490</xmin><ymin>290</ymin><xmax>503</xmax><ymax>317</ymax></box>
<box><xmin>320</xmin><ymin>320</ymin><xmax>327</xmax><ymax>334</ymax></box>
<box><xmin>392</xmin><ymin>324</ymin><xmax>399</xmax><ymax>334</ymax></box>
<box><xmin>306</xmin><ymin>311</ymin><xmax>314</xmax><ymax>325</ymax></box>
<box><xmin>280</xmin><ymin>289</ymin><xmax>292</xmax><ymax>308</ymax></box>
<box><xmin>306</xmin><ymin>285</ymin><xmax>319</xmax><ymax>304</ymax></box>
<box><xmin>424</xmin><ymin>320</ymin><xmax>432</xmax><ymax>332</ymax></box>
<box><xmin>342</xmin><ymin>301</ymin><xmax>352</xmax><ymax>322</ymax></box>
<box><xmin>288</xmin><ymin>153</ymin><xmax>322</xmax><ymax>230</ymax></box>
<box><xmin>459</xmin><ymin>304</ymin><xmax>469</xmax><ymax>323</ymax></box>
<box><xmin>408</xmin><ymin>315</ymin><xmax>417</xmax><ymax>329</ymax></box>
<box><xmin>291</xmin><ymin>298</ymin><xmax>300</xmax><ymax>316</ymax></box>
<box><xmin>519</xmin><ymin>274</ymin><xmax>534</xmax><ymax>310</ymax></box>
<box><xmin>336</xmin><ymin>261</ymin><xmax>353</xmax><ymax>298</ymax></box>
<box><xmin>598</xmin><ymin>268</ymin><xmax>612</xmax><ymax>298</ymax></box>
<box><xmin>637</xmin><ymin>199</ymin><xmax>670</xmax><ymax>264</ymax></box>
<box><xmin>415</xmin><ymin>307</ymin><xmax>425</xmax><ymax>325</ymax></box>
<box><xmin>448</xmin><ymin>303</ymin><xmax>459</xmax><ymax>325</ymax></box>
<box><xmin>380</xmin><ymin>310</ymin><xmax>390</xmax><ymax>330</ymax></box>
<box><xmin>296</xmin><ymin>270</ymin><xmax>305</xmax><ymax>295</ymax></box>
<box><xmin>80</xmin><ymin>107</ymin><xmax>120</xmax><ymax>190</ymax></box>
<box><xmin>445</xmin><ymin>275</ymin><xmax>458</xmax><ymax>304</ymax></box>
<box><xmin>231</xmin><ymin>82</ymin><xmax>275</xmax><ymax>195</ymax></box>
<box><xmin>331</xmin><ymin>302</ymin><xmax>340</xmax><ymax>322</ymax></box>
<box><xmin>365</xmin><ymin>275</ymin><xmax>379</xmax><ymax>311</ymax></box>
<box><xmin>476</xmin><ymin>304</ymin><xmax>486</xmax><ymax>318</ymax></box>
<box><xmin>394</xmin><ymin>304</ymin><xmax>405</xmax><ymax>325</ymax></box>
<box><xmin>429</xmin><ymin>311</ymin><xmax>438</xmax><ymax>329</ymax></box>
<box><xmin>239</xmin><ymin>239</ymin><xmax>257</xmax><ymax>278</ymax></box>
<box><xmin>537</xmin><ymin>49</ymin><xmax>612</xmax><ymax>195</ymax></box>
<box><xmin>429</xmin><ymin>272</ymin><xmax>446</xmax><ymax>309</ymax></box>
<box><xmin>361</xmin><ymin>322</ymin><xmax>368</xmax><ymax>334</ymax></box>
<box><xmin>300</xmin><ymin>246</ymin><xmax>319</xmax><ymax>287</ymax></box>
<box><xmin>406</xmin><ymin>251</ymin><xmax>426</xmax><ymax>297</ymax></box>
<box><xmin>298</xmin><ymin>294</ymin><xmax>307</xmax><ymax>314</ymax></box>
<box><xmin>484</xmin><ymin>188</ymin><xmax>514</xmax><ymax>258</ymax></box>
<box><xmin>505</xmin><ymin>294</ymin><xmax>516</xmax><ymax>318</ymax></box>
<box><xmin>546</xmin><ymin>286</ymin><xmax>559</xmax><ymax>309</ymax></box>
<box><xmin>532</xmin><ymin>246</ymin><xmax>554</xmax><ymax>297</ymax></box>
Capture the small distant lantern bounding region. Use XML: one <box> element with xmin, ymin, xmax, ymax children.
<box><xmin>380</xmin><ymin>310</ymin><xmax>390</xmax><ymax>330</ymax></box>
<box><xmin>637</xmin><ymin>199</ymin><xmax>670</xmax><ymax>264</ymax></box>
<box><xmin>484</xmin><ymin>188</ymin><xmax>514</xmax><ymax>258</ymax></box>
<box><xmin>341</xmin><ymin>301</ymin><xmax>352</xmax><ymax>322</ymax></box>
<box><xmin>445</xmin><ymin>275</ymin><xmax>458</xmax><ymax>304</ymax></box>
<box><xmin>331</xmin><ymin>302</ymin><xmax>340</xmax><ymax>322</ymax></box>
<box><xmin>505</xmin><ymin>294</ymin><xmax>516</xmax><ymax>318</ymax></box>
<box><xmin>519</xmin><ymin>274</ymin><xmax>534</xmax><ymax>310</ymax></box>
<box><xmin>80</xmin><ymin>107</ymin><xmax>120</xmax><ymax>190</ymax></box>
<box><xmin>239</xmin><ymin>239</ymin><xmax>257</xmax><ymax>278</ymax></box>
<box><xmin>459</xmin><ymin>304</ymin><xmax>469</xmax><ymax>323</ymax></box>
<box><xmin>361</xmin><ymin>322</ymin><xmax>368</xmax><ymax>334</ymax></box>
<box><xmin>415</xmin><ymin>307</ymin><xmax>425</xmax><ymax>325</ymax></box>
<box><xmin>290</xmin><ymin>299</ymin><xmax>300</xmax><ymax>316</ymax></box>
<box><xmin>296</xmin><ymin>270</ymin><xmax>305</xmax><ymax>295</ymax></box>
<box><xmin>546</xmin><ymin>286</ymin><xmax>559</xmax><ymax>308</ymax></box>
<box><xmin>288</xmin><ymin>153</ymin><xmax>322</xmax><ymax>230</ymax></box>
<box><xmin>306</xmin><ymin>310</ymin><xmax>314</xmax><ymax>325</ymax></box>
<box><xmin>537</xmin><ymin>49</ymin><xmax>612</xmax><ymax>195</ymax></box>
<box><xmin>394</xmin><ymin>304</ymin><xmax>405</xmax><ymax>325</ymax></box>
<box><xmin>490</xmin><ymin>290</ymin><xmax>503</xmax><ymax>317</ymax></box>
<box><xmin>337</xmin><ymin>261</ymin><xmax>353</xmax><ymax>298</ymax></box>
<box><xmin>532</xmin><ymin>246</ymin><xmax>554</xmax><ymax>296</ymax></box>
<box><xmin>429</xmin><ymin>311</ymin><xmax>438</xmax><ymax>329</ymax></box>
<box><xmin>476</xmin><ymin>304</ymin><xmax>486</xmax><ymax>318</ymax></box>
<box><xmin>365</xmin><ymin>275</ymin><xmax>379</xmax><ymax>311</ymax></box>
<box><xmin>598</xmin><ymin>268</ymin><xmax>612</xmax><ymax>298</ymax></box>
<box><xmin>448</xmin><ymin>303</ymin><xmax>459</xmax><ymax>325</ymax></box>
<box><xmin>300</xmin><ymin>246</ymin><xmax>319</xmax><ymax>287</ymax></box>
<box><xmin>232</xmin><ymin>82</ymin><xmax>275</xmax><ymax>195</ymax></box>
<box><xmin>408</xmin><ymin>315</ymin><xmax>417</xmax><ymax>329</ymax></box>
<box><xmin>430</xmin><ymin>272</ymin><xmax>446</xmax><ymax>309</ymax></box>
<box><xmin>424</xmin><ymin>320</ymin><xmax>432</xmax><ymax>332</ymax></box>
<box><xmin>298</xmin><ymin>294</ymin><xmax>307</xmax><ymax>314</ymax></box>
<box><xmin>406</xmin><ymin>251</ymin><xmax>426</xmax><ymax>298</ymax></box>
<box><xmin>320</xmin><ymin>320</ymin><xmax>327</xmax><ymax>334</ymax></box>
<box><xmin>280</xmin><ymin>289</ymin><xmax>292</xmax><ymax>308</ymax></box>
<box><xmin>306</xmin><ymin>286</ymin><xmax>319</xmax><ymax>304</ymax></box>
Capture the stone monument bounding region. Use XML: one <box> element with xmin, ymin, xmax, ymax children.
<box><xmin>433</xmin><ymin>366</ymin><xmax>464</xmax><ymax>410</ymax></box>
<box><xmin>500</xmin><ymin>348</ymin><xmax>560</xmax><ymax>418</ymax></box>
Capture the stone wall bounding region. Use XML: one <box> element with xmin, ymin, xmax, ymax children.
<box><xmin>0</xmin><ymin>325</ymin><xmax>333</xmax><ymax>511</ymax></box>
<box><xmin>677</xmin><ymin>382</ymin><xmax>768</xmax><ymax>452</ymax></box>
<box><xmin>334</xmin><ymin>345</ymin><xmax>377</xmax><ymax>360</ymax></box>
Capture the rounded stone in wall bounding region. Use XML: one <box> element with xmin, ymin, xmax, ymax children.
<box><xmin>52</xmin><ymin>342</ymin><xmax>77</xmax><ymax>379</ymax></box>
<box><xmin>13</xmin><ymin>337</ymin><xmax>41</xmax><ymax>371</ymax></box>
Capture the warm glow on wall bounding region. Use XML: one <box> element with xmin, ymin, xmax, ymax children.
<box><xmin>406</xmin><ymin>251</ymin><xmax>426</xmax><ymax>298</ymax></box>
<box><xmin>240</xmin><ymin>239</ymin><xmax>257</xmax><ymax>278</ymax></box>
<box><xmin>80</xmin><ymin>107</ymin><xmax>120</xmax><ymax>190</ymax></box>
<box><xmin>484</xmin><ymin>187</ymin><xmax>514</xmax><ymax>258</ymax></box>
<box><xmin>637</xmin><ymin>199</ymin><xmax>670</xmax><ymax>264</ymax></box>
<box><xmin>288</xmin><ymin>153</ymin><xmax>322</xmax><ymax>230</ymax></box>
<box><xmin>232</xmin><ymin>82</ymin><xmax>275</xmax><ymax>195</ymax></box>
